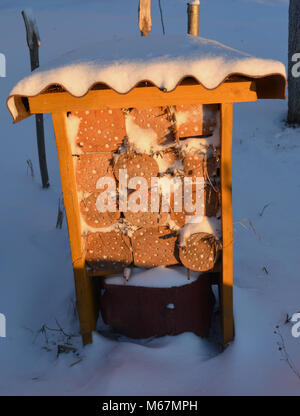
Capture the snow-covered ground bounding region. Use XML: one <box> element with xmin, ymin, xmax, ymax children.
<box><xmin>1</xmin><ymin>0</ymin><xmax>300</xmax><ymax>396</ymax></box>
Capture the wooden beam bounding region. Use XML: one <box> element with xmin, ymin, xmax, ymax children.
<box><xmin>220</xmin><ymin>103</ymin><xmax>234</xmax><ymax>345</ymax></box>
<box><xmin>28</xmin><ymin>81</ymin><xmax>257</xmax><ymax>115</ymax></box>
<box><xmin>52</xmin><ymin>112</ymin><xmax>98</xmax><ymax>345</ymax></box>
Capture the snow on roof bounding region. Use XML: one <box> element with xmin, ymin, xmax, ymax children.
<box><xmin>7</xmin><ymin>34</ymin><xmax>286</xmax><ymax>121</ymax></box>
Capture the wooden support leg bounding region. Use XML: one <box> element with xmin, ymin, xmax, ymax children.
<box><xmin>220</xmin><ymin>103</ymin><xmax>234</xmax><ymax>345</ymax></box>
<box><xmin>52</xmin><ymin>112</ymin><xmax>98</xmax><ymax>345</ymax></box>
<box><xmin>73</xmin><ymin>259</ymin><xmax>98</xmax><ymax>345</ymax></box>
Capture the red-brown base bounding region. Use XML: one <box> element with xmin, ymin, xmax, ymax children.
<box><xmin>99</xmin><ymin>274</ymin><xmax>215</xmax><ymax>339</ymax></box>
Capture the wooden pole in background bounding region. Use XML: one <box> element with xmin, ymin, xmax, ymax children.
<box><xmin>187</xmin><ymin>1</ymin><xmax>200</xmax><ymax>36</ymax></box>
<box><xmin>139</xmin><ymin>0</ymin><xmax>152</xmax><ymax>36</ymax></box>
<box><xmin>22</xmin><ymin>9</ymin><xmax>49</xmax><ymax>188</ymax></box>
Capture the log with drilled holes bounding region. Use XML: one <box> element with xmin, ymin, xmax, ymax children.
<box><xmin>113</xmin><ymin>152</ymin><xmax>159</xmax><ymax>188</ymax></box>
<box><xmin>176</xmin><ymin>104</ymin><xmax>218</xmax><ymax>137</ymax></box>
<box><xmin>85</xmin><ymin>231</ymin><xmax>132</xmax><ymax>272</ymax></box>
<box><xmin>75</xmin><ymin>153</ymin><xmax>114</xmax><ymax>192</ymax></box>
<box><xmin>80</xmin><ymin>191</ymin><xmax>120</xmax><ymax>228</ymax></box>
<box><xmin>128</xmin><ymin>106</ymin><xmax>174</xmax><ymax>147</ymax></box>
<box><xmin>124</xmin><ymin>190</ymin><xmax>168</xmax><ymax>228</ymax></box>
<box><xmin>183</xmin><ymin>152</ymin><xmax>219</xmax><ymax>180</ymax></box>
<box><xmin>75</xmin><ymin>109</ymin><xmax>125</xmax><ymax>152</ymax></box>
<box><xmin>132</xmin><ymin>226</ymin><xmax>179</xmax><ymax>267</ymax></box>
<box><xmin>179</xmin><ymin>232</ymin><xmax>218</xmax><ymax>272</ymax></box>
<box><xmin>170</xmin><ymin>184</ymin><xmax>220</xmax><ymax>227</ymax></box>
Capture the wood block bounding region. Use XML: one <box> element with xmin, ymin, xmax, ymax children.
<box><xmin>124</xmin><ymin>190</ymin><xmax>168</xmax><ymax>227</ymax></box>
<box><xmin>170</xmin><ymin>184</ymin><xmax>220</xmax><ymax>227</ymax></box>
<box><xmin>132</xmin><ymin>226</ymin><xmax>179</xmax><ymax>267</ymax></box>
<box><xmin>154</xmin><ymin>148</ymin><xmax>179</xmax><ymax>173</ymax></box>
<box><xmin>75</xmin><ymin>109</ymin><xmax>125</xmax><ymax>152</ymax></box>
<box><xmin>179</xmin><ymin>232</ymin><xmax>218</xmax><ymax>272</ymax></box>
<box><xmin>75</xmin><ymin>153</ymin><xmax>114</xmax><ymax>192</ymax></box>
<box><xmin>80</xmin><ymin>191</ymin><xmax>120</xmax><ymax>228</ymax></box>
<box><xmin>176</xmin><ymin>104</ymin><xmax>218</xmax><ymax>137</ymax></box>
<box><xmin>129</xmin><ymin>106</ymin><xmax>174</xmax><ymax>146</ymax></box>
<box><xmin>183</xmin><ymin>153</ymin><xmax>219</xmax><ymax>180</ymax></box>
<box><xmin>85</xmin><ymin>232</ymin><xmax>132</xmax><ymax>271</ymax></box>
<box><xmin>114</xmin><ymin>152</ymin><xmax>159</xmax><ymax>187</ymax></box>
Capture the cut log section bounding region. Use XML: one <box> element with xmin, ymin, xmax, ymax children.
<box><xmin>176</xmin><ymin>104</ymin><xmax>218</xmax><ymax>137</ymax></box>
<box><xmin>183</xmin><ymin>152</ymin><xmax>219</xmax><ymax>180</ymax></box>
<box><xmin>129</xmin><ymin>107</ymin><xmax>174</xmax><ymax>146</ymax></box>
<box><xmin>124</xmin><ymin>190</ymin><xmax>168</xmax><ymax>228</ymax></box>
<box><xmin>153</xmin><ymin>148</ymin><xmax>179</xmax><ymax>173</ymax></box>
<box><xmin>179</xmin><ymin>232</ymin><xmax>218</xmax><ymax>272</ymax></box>
<box><xmin>132</xmin><ymin>226</ymin><xmax>179</xmax><ymax>267</ymax></box>
<box><xmin>80</xmin><ymin>191</ymin><xmax>120</xmax><ymax>228</ymax></box>
<box><xmin>75</xmin><ymin>153</ymin><xmax>114</xmax><ymax>192</ymax></box>
<box><xmin>114</xmin><ymin>152</ymin><xmax>159</xmax><ymax>187</ymax></box>
<box><xmin>85</xmin><ymin>231</ymin><xmax>132</xmax><ymax>271</ymax></box>
<box><xmin>170</xmin><ymin>184</ymin><xmax>220</xmax><ymax>227</ymax></box>
<box><xmin>75</xmin><ymin>109</ymin><xmax>125</xmax><ymax>152</ymax></box>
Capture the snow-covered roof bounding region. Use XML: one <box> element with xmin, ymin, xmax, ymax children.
<box><xmin>7</xmin><ymin>34</ymin><xmax>286</xmax><ymax>122</ymax></box>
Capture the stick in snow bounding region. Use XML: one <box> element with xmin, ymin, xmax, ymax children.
<box><xmin>22</xmin><ymin>9</ymin><xmax>50</xmax><ymax>188</ymax></box>
<box><xmin>139</xmin><ymin>0</ymin><xmax>152</xmax><ymax>36</ymax></box>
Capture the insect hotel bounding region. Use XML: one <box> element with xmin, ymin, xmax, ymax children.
<box><xmin>7</xmin><ymin>35</ymin><xmax>286</xmax><ymax>345</ymax></box>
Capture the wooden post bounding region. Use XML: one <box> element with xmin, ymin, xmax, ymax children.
<box><xmin>220</xmin><ymin>103</ymin><xmax>234</xmax><ymax>345</ymax></box>
<box><xmin>22</xmin><ymin>9</ymin><xmax>49</xmax><ymax>188</ymax></box>
<box><xmin>187</xmin><ymin>1</ymin><xmax>200</xmax><ymax>36</ymax></box>
<box><xmin>288</xmin><ymin>0</ymin><xmax>300</xmax><ymax>125</ymax></box>
<box><xmin>139</xmin><ymin>0</ymin><xmax>152</xmax><ymax>36</ymax></box>
<box><xmin>52</xmin><ymin>112</ymin><xmax>98</xmax><ymax>345</ymax></box>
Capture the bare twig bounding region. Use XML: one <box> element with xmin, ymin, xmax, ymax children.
<box><xmin>56</xmin><ymin>196</ymin><xmax>64</xmax><ymax>229</ymax></box>
<box><xmin>26</xmin><ymin>159</ymin><xmax>34</xmax><ymax>178</ymax></box>
<box><xmin>259</xmin><ymin>203</ymin><xmax>271</xmax><ymax>217</ymax></box>
<box><xmin>275</xmin><ymin>326</ymin><xmax>300</xmax><ymax>380</ymax></box>
<box><xmin>158</xmin><ymin>0</ymin><xmax>165</xmax><ymax>35</ymax></box>
<box><xmin>247</xmin><ymin>218</ymin><xmax>260</xmax><ymax>240</ymax></box>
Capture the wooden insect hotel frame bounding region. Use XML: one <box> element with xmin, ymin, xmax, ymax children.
<box><xmin>7</xmin><ymin>36</ymin><xmax>286</xmax><ymax>346</ymax></box>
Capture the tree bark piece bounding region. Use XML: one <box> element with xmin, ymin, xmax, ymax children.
<box><xmin>179</xmin><ymin>232</ymin><xmax>218</xmax><ymax>272</ymax></box>
<box><xmin>75</xmin><ymin>109</ymin><xmax>125</xmax><ymax>152</ymax></box>
<box><xmin>132</xmin><ymin>226</ymin><xmax>179</xmax><ymax>267</ymax></box>
<box><xmin>85</xmin><ymin>232</ymin><xmax>132</xmax><ymax>271</ymax></box>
